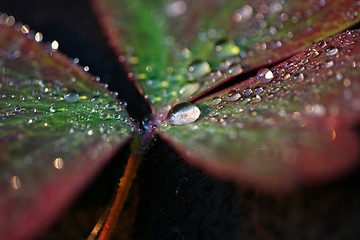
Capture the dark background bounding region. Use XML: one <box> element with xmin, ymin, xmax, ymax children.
<box><xmin>2</xmin><ymin>1</ymin><xmax>360</xmax><ymax>239</ymax></box>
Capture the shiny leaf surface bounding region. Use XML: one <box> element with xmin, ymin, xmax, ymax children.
<box><xmin>93</xmin><ymin>0</ymin><xmax>360</xmax><ymax>113</ymax></box>
<box><xmin>159</xmin><ymin>30</ymin><xmax>360</xmax><ymax>192</ymax></box>
<box><xmin>0</xmin><ymin>20</ymin><xmax>132</xmax><ymax>239</ymax></box>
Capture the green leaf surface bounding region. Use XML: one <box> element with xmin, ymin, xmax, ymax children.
<box><xmin>93</xmin><ymin>0</ymin><xmax>360</xmax><ymax>113</ymax></box>
<box><xmin>0</xmin><ymin>21</ymin><xmax>132</xmax><ymax>239</ymax></box>
<box><xmin>159</xmin><ymin>30</ymin><xmax>360</xmax><ymax>192</ymax></box>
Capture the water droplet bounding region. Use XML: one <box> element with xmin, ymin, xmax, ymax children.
<box><xmin>20</xmin><ymin>25</ymin><xmax>30</xmax><ymax>34</ymax></box>
<box><xmin>166</xmin><ymin>1</ymin><xmax>187</xmax><ymax>17</ymax></box>
<box><xmin>254</xmin><ymin>86</ymin><xmax>264</xmax><ymax>95</ymax></box>
<box><xmin>100</xmin><ymin>112</ymin><xmax>110</xmax><ymax>120</ymax></box>
<box><xmin>10</xmin><ymin>176</ymin><xmax>21</xmax><ymax>190</ymax></box>
<box><xmin>203</xmin><ymin>70</ymin><xmax>223</xmax><ymax>83</ymax></box>
<box><xmin>64</xmin><ymin>92</ymin><xmax>79</xmax><ymax>103</ymax></box>
<box><xmin>293</xmin><ymin>73</ymin><xmax>305</xmax><ymax>83</ymax></box>
<box><xmin>323</xmin><ymin>60</ymin><xmax>334</xmax><ymax>68</ymax></box>
<box><xmin>51</xmin><ymin>40</ymin><xmax>59</xmax><ymax>50</ymax></box>
<box><xmin>256</xmin><ymin>68</ymin><xmax>274</xmax><ymax>83</ymax></box>
<box><xmin>212</xmin><ymin>97</ymin><xmax>222</xmax><ymax>105</ymax></box>
<box><xmin>226</xmin><ymin>90</ymin><xmax>241</xmax><ymax>102</ymax></box>
<box><xmin>34</xmin><ymin>32</ymin><xmax>43</xmax><ymax>42</ymax></box>
<box><xmin>54</xmin><ymin>157</ymin><xmax>64</xmax><ymax>170</ymax></box>
<box><xmin>187</xmin><ymin>60</ymin><xmax>211</xmax><ymax>80</ymax></box>
<box><xmin>214</xmin><ymin>39</ymin><xmax>240</xmax><ymax>58</ymax></box>
<box><xmin>167</xmin><ymin>102</ymin><xmax>201</xmax><ymax>125</ymax></box>
<box><xmin>233</xmin><ymin>4</ymin><xmax>253</xmax><ymax>22</ymax></box>
<box><xmin>228</xmin><ymin>64</ymin><xmax>243</xmax><ymax>75</ymax></box>
<box><xmin>49</xmin><ymin>106</ymin><xmax>56</xmax><ymax>113</ymax></box>
<box><xmin>325</xmin><ymin>46</ymin><xmax>339</xmax><ymax>56</ymax></box>
<box><xmin>179</xmin><ymin>83</ymin><xmax>200</xmax><ymax>98</ymax></box>
<box><xmin>242</xmin><ymin>88</ymin><xmax>253</xmax><ymax>97</ymax></box>
<box><xmin>318</xmin><ymin>41</ymin><xmax>327</xmax><ymax>48</ymax></box>
<box><xmin>252</xmin><ymin>95</ymin><xmax>262</xmax><ymax>103</ymax></box>
<box><xmin>91</xmin><ymin>97</ymin><xmax>101</xmax><ymax>104</ymax></box>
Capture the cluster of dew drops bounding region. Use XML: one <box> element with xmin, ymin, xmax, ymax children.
<box><xmin>158</xmin><ymin>0</ymin><xmax>347</xmax><ymax>125</ymax></box>
<box><xmin>0</xmin><ymin>13</ymin><xmax>131</xmax><ymax>140</ymax></box>
<box><xmin>167</xmin><ymin>29</ymin><xmax>359</xmax><ymax>128</ymax></box>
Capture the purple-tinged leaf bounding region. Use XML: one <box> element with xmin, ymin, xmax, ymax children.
<box><xmin>0</xmin><ymin>19</ymin><xmax>132</xmax><ymax>239</ymax></box>
<box><xmin>92</xmin><ymin>0</ymin><xmax>359</xmax><ymax>114</ymax></box>
<box><xmin>159</xmin><ymin>30</ymin><xmax>360</xmax><ymax>193</ymax></box>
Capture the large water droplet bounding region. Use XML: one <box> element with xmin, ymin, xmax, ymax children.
<box><xmin>187</xmin><ymin>60</ymin><xmax>211</xmax><ymax>80</ymax></box>
<box><xmin>64</xmin><ymin>92</ymin><xmax>79</xmax><ymax>103</ymax></box>
<box><xmin>256</xmin><ymin>68</ymin><xmax>274</xmax><ymax>83</ymax></box>
<box><xmin>167</xmin><ymin>102</ymin><xmax>201</xmax><ymax>125</ymax></box>
<box><xmin>215</xmin><ymin>39</ymin><xmax>240</xmax><ymax>58</ymax></box>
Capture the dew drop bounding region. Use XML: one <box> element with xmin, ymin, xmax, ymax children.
<box><xmin>21</xmin><ymin>25</ymin><xmax>30</xmax><ymax>34</ymax></box>
<box><xmin>179</xmin><ymin>83</ymin><xmax>200</xmax><ymax>98</ymax></box>
<box><xmin>167</xmin><ymin>102</ymin><xmax>201</xmax><ymax>125</ymax></box>
<box><xmin>203</xmin><ymin>70</ymin><xmax>223</xmax><ymax>83</ymax></box>
<box><xmin>233</xmin><ymin>4</ymin><xmax>253</xmax><ymax>22</ymax></box>
<box><xmin>10</xmin><ymin>176</ymin><xmax>21</xmax><ymax>190</ymax></box>
<box><xmin>187</xmin><ymin>60</ymin><xmax>211</xmax><ymax>80</ymax></box>
<box><xmin>166</xmin><ymin>0</ymin><xmax>187</xmax><ymax>17</ymax></box>
<box><xmin>323</xmin><ymin>60</ymin><xmax>334</xmax><ymax>68</ymax></box>
<box><xmin>242</xmin><ymin>88</ymin><xmax>253</xmax><ymax>97</ymax></box>
<box><xmin>325</xmin><ymin>46</ymin><xmax>339</xmax><ymax>56</ymax></box>
<box><xmin>49</xmin><ymin>106</ymin><xmax>56</xmax><ymax>113</ymax></box>
<box><xmin>100</xmin><ymin>112</ymin><xmax>110</xmax><ymax>120</ymax></box>
<box><xmin>64</xmin><ymin>92</ymin><xmax>79</xmax><ymax>103</ymax></box>
<box><xmin>51</xmin><ymin>40</ymin><xmax>59</xmax><ymax>50</ymax></box>
<box><xmin>253</xmin><ymin>86</ymin><xmax>264</xmax><ymax>95</ymax></box>
<box><xmin>256</xmin><ymin>68</ymin><xmax>274</xmax><ymax>83</ymax></box>
<box><xmin>252</xmin><ymin>95</ymin><xmax>262</xmax><ymax>103</ymax></box>
<box><xmin>212</xmin><ymin>97</ymin><xmax>222</xmax><ymax>105</ymax></box>
<box><xmin>91</xmin><ymin>97</ymin><xmax>101</xmax><ymax>104</ymax></box>
<box><xmin>54</xmin><ymin>157</ymin><xmax>64</xmax><ymax>170</ymax></box>
<box><xmin>214</xmin><ymin>39</ymin><xmax>240</xmax><ymax>58</ymax></box>
<box><xmin>226</xmin><ymin>90</ymin><xmax>241</xmax><ymax>102</ymax></box>
<box><xmin>228</xmin><ymin>64</ymin><xmax>243</xmax><ymax>75</ymax></box>
<box><xmin>293</xmin><ymin>73</ymin><xmax>305</xmax><ymax>83</ymax></box>
<box><xmin>34</xmin><ymin>32</ymin><xmax>43</xmax><ymax>42</ymax></box>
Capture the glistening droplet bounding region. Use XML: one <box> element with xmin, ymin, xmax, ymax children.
<box><xmin>167</xmin><ymin>102</ymin><xmax>201</xmax><ymax>125</ymax></box>
<box><xmin>257</xmin><ymin>68</ymin><xmax>274</xmax><ymax>83</ymax></box>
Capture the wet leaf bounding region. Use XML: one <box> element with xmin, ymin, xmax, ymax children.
<box><xmin>93</xmin><ymin>0</ymin><xmax>359</xmax><ymax>113</ymax></box>
<box><xmin>159</xmin><ymin>30</ymin><xmax>360</xmax><ymax>192</ymax></box>
<box><xmin>0</xmin><ymin>21</ymin><xmax>132</xmax><ymax>239</ymax></box>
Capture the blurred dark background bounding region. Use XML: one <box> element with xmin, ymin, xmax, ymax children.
<box><xmin>2</xmin><ymin>1</ymin><xmax>360</xmax><ymax>240</ymax></box>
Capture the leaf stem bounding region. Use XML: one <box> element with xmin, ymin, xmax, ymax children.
<box><xmin>87</xmin><ymin>133</ymin><xmax>143</xmax><ymax>240</ymax></box>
